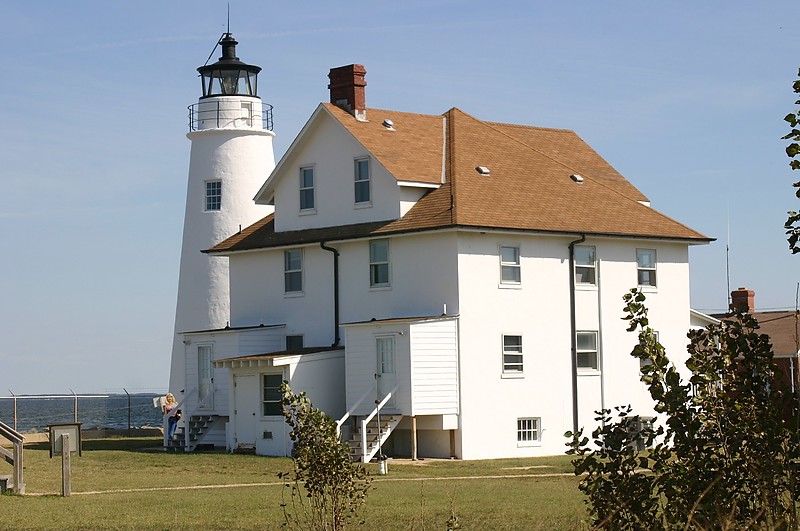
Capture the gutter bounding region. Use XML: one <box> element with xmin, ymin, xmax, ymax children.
<box><xmin>320</xmin><ymin>242</ymin><xmax>341</xmax><ymax>347</ymax></box>
<box><xmin>568</xmin><ymin>234</ymin><xmax>586</xmax><ymax>436</ymax></box>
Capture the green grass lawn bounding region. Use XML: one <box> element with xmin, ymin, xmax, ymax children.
<box><xmin>2</xmin><ymin>438</ymin><xmax>588</xmax><ymax>530</ymax></box>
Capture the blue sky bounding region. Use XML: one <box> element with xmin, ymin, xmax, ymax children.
<box><xmin>1</xmin><ymin>1</ymin><xmax>797</xmax><ymax>394</ymax></box>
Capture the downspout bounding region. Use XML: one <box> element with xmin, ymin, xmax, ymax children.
<box><xmin>320</xmin><ymin>242</ymin><xmax>341</xmax><ymax>347</ymax></box>
<box><xmin>596</xmin><ymin>258</ymin><xmax>606</xmax><ymax>427</ymax></box>
<box><xmin>568</xmin><ymin>234</ymin><xmax>586</xmax><ymax>436</ymax></box>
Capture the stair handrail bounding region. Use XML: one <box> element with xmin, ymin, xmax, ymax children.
<box><xmin>0</xmin><ymin>420</ymin><xmax>25</xmax><ymax>494</ymax></box>
<box><xmin>335</xmin><ymin>381</ymin><xmax>377</xmax><ymax>438</ymax></box>
<box><xmin>360</xmin><ymin>384</ymin><xmax>399</xmax><ymax>463</ymax></box>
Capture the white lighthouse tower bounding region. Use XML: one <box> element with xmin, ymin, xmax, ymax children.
<box><xmin>168</xmin><ymin>33</ymin><xmax>275</xmax><ymax>398</ymax></box>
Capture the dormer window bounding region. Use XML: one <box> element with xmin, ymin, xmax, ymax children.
<box><xmin>354</xmin><ymin>158</ymin><xmax>371</xmax><ymax>204</ymax></box>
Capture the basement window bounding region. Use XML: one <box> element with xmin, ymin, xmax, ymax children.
<box><xmin>517</xmin><ymin>417</ymin><xmax>541</xmax><ymax>446</ymax></box>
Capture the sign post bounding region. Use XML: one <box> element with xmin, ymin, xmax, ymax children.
<box><xmin>48</xmin><ymin>422</ymin><xmax>82</xmax><ymax>498</ymax></box>
<box><xmin>61</xmin><ymin>433</ymin><xmax>71</xmax><ymax>497</ymax></box>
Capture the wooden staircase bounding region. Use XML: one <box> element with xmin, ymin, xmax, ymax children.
<box><xmin>346</xmin><ymin>414</ymin><xmax>402</xmax><ymax>463</ymax></box>
<box><xmin>166</xmin><ymin>414</ymin><xmax>223</xmax><ymax>452</ymax></box>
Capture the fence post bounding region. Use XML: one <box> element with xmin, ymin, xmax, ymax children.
<box><xmin>123</xmin><ymin>388</ymin><xmax>131</xmax><ymax>437</ymax></box>
<box><xmin>71</xmin><ymin>389</ymin><xmax>78</xmax><ymax>422</ymax></box>
<box><xmin>9</xmin><ymin>390</ymin><xmax>17</xmax><ymax>431</ymax></box>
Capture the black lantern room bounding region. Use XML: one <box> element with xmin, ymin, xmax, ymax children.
<box><xmin>198</xmin><ymin>33</ymin><xmax>261</xmax><ymax>98</ymax></box>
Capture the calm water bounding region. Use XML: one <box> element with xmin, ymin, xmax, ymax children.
<box><xmin>0</xmin><ymin>394</ymin><xmax>164</xmax><ymax>433</ymax></box>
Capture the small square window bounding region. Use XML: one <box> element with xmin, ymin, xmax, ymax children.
<box><xmin>284</xmin><ymin>249</ymin><xmax>303</xmax><ymax>293</ymax></box>
<box><xmin>577</xmin><ymin>331</ymin><xmax>599</xmax><ymax>370</ymax></box>
<box><xmin>574</xmin><ymin>246</ymin><xmax>596</xmax><ymax>285</ymax></box>
<box><xmin>500</xmin><ymin>245</ymin><xmax>520</xmax><ymax>284</ymax></box>
<box><xmin>286</xmin><ymin>335</ymin><xmax>304</xmax><ymax>351</ymax></box>
<box><xmin>355</xmin><ymin>158</ymin><xmax>370</xmax><ymax>204</ymax></box>
<box><xmin>517</xmin><ymin>417</ymin><xmax>541</xmax><ymax>445</ymax></box>
<box><xmin>369</xmin><ymin>240</ymin><xmax>390</xmax><ymax>287</ymax></box>
<box><xmin>502</xmin><ymin>335</ymin><xmax>523</xmax><ymax>373</ymax></box>
<box><xmin>205</xmin><ymin>181</ymin><xmax>222</xmax><ymax>211</ymax></box>
<box><xmin>262</xmin><ymin>374</ymin><xmax>283</xmax><ymax>416</ymax></box>
<box><xmin>636</xmin><ymin>249</ymin><xmax>657</xmax><ymax>287</ymax></box>
<box><xmin>300</xmin><ymin>167</ymin><xmax>315</xmax><ymax>211</ymax></box>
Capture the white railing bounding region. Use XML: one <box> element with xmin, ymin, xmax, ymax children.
<box><xmin>359</xmin><ymin>384</ymin><xmax>399</xmax><ymax>463</ymax></box>
<box><xmin>335</xmin><ymin>382</ymin><xmax>377</xmax><ymax>438</ymax></box>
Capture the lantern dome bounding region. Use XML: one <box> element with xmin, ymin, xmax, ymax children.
<box><xmin>197</xmin><ymin>33</ymin><xmax>261</xmax><ymax>98</ymax></box>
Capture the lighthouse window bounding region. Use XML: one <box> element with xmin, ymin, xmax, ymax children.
<box><xmin>354</xmin><ymin>158</ymin><xmax>371</xmax><ymax>204</ymax></box>
<box><xmin>299</xmin><ymin>167</ymin><xmax>315</xmax><ymax>211</ymax></box>
<box><xmin>205</xmin><ymin>181</ymin><xmax>222</xmax><ymax>211</ymax></box>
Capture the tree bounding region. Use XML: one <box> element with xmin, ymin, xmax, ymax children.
<box><xmin>278</xmin><ymin>383</ymin><xmax>371</xmax><ymax>530</ymax></box>
<box><xmin>784</xmin><ymin>68</ymin><xmax>800</xmax><ymax>253</ymax></box>
<box><xmin>567</xmin><ymin>289</ymin><xmax>799</xmax><ymax>529</ymax></box>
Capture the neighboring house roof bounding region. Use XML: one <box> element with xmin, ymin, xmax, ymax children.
<box><xmin>752</xmin><ymin>311</ymin><xmax>800</xmax><ymax>356</ymax></box>
<box><xmin>709</xmin><ymin>309</ymin><xmax>800</xmax><ymax>357</ymax></box>
<box><xmin>690</xmin><ymin>309</ymin><xmax>721</xmax><ymax>328</ymax></box>
<box><xmin>210</xmin><ymin>105</ymin><xmax>711</xmax><ymax>254</ymax></box>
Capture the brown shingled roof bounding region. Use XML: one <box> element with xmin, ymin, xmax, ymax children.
<box><xmin>209</xmin><ymin>105</ymin><xmax>710</xmax><ymax>254</ymax></box>
<box><xmin>753</xmin><ymin>311</ymin><xmax>800</xmax><ymax>356</ymax></box>
<box><xmin>322</xmin><ymin>103</ymin><xmax>444</xmax><ymax>185</ymax></box>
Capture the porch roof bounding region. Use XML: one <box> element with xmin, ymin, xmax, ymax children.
<box><xmin>181</xmin><ymin>323</ymin><xmax>284</xmax><ymax>335</ymax></box>
<box><xmin>342</xmin><ymin>314</ymin><xmax>458</xmax><ymax>327</ymax></box>
<box><xmin>213</xmin><ymin>346</ymin><xmax>345</xmax><ymax>369</ymax></box>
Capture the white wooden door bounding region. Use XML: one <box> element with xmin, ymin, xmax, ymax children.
<box><xmin>376</xmin><ymin>337</ymin><xmax>396</xmax><ymax>408</ymax></box>
<box><xmin>233</xmin><ymin>374</ymin><xmax>258</xmax><ymax>449</ymax></box>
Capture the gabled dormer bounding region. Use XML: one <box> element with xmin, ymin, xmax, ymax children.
<box><xmin>254</xmin><ymin>65</ymin><xmax>443</xmax><ymax>233</ymax></box>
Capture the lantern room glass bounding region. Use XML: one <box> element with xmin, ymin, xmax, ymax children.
<box><xmin>201</xmin><ymin>70</ymin><xmax>258</xmax><ymax>97</ymax></box>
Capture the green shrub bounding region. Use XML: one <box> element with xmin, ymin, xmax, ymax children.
<box><xmin>279</xmin><ymin>383</ymin><xmax>371</xmax><ymax>530</ymax></box>
<box><xmin>567</xmin><ymin>289</ymin><xmax>799</xmax><ymax>529</ymax></box>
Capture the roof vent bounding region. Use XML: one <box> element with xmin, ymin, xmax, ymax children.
<box><xmin>475</xmin><ymin>166</ymin><xmax>490</xmax><ymax>176</ymax></box>
<box><xmin>570</xmin><ymin>174</ymin><xmax>584</xmax><ymax>184</ymax></box>
<box><xmin>382</xmin><ymin>118</ymin><xmax>395</xmax><ymax>130</ymax></box>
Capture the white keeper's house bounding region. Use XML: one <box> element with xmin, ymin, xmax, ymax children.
<box><xmin>168</xmin><ymin>34</ymin><xmax>712</xmax><ymax>460</ymax></box>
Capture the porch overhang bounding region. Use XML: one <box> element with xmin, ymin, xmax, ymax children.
<box><xmin>214</xmin><ymin>346</ymin><xmax>345</xmax><ymax>369</ymax></box>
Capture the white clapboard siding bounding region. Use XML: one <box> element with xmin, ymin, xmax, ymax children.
<box><xmin>409</xmin><ymin>319</ymin><xmax>459</xmax><ymax>415</ymax></box>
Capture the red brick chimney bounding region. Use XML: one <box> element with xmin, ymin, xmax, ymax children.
<box><xmin>730</xmin><ymin>287</ymin><xmax>755</xmax><ymax>313</ymax></box>
<box><xmin>328</xmin><ymin>64</ymin><xmax>367</xmax><ymax>121</ymax></box>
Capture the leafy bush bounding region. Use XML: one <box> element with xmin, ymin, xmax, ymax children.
<box><xmin>279</xmin><ymin>383</ymin><xmax>371</xmax><ymax>530</ymax></box>
<box><xmin>567</xmin><ymin>289</ymin><xmax>799</xmax><ymax>529</ymax></box>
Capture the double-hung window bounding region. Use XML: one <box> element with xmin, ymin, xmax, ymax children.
<box><xmin>636</xmin><ymin>249</ymin><xmax>657</xmax><ymax>287</ymax></box>
<box><xmin>284</xmin><ymin>249</ymin><xmax>303</xmax><ymax>293</ymax></box>
<box><xmin>354</xmin><ymin>158</ymin><xmax>371</xmax><ymax>204</ymax></box>
<box><xmin>500</xmin><ymin>245</ymin><xmax>521</xmax><ymax>284</ymax></box>
<box><xmin>369</xmin><ymin>240</ymin><xmax>390</xmax><ymax>287</ymax></box>
<box><xmin>205</xmin><ymin>180</ymin><xmax>222</xmax><ymax>211</ymax></box>
<box><xmin>574</xmin><ymin>245</ymin><xmax>596</xmax><ymax>285</ymax></box>
<box><xmin>299</xmin><ymin>167</ymin><xmax>315</xmax><ymax>211</ymax></box>
<box><xmin>502</xmin><ymin>335</ymin><xmax>523</xmax><ymax>373</ymax></box>
<box><xmin>262</xmin><ymin>374</ymin><xmax>283</xmax><ymax>416</ymax></box>
<box><xmin>577</xmin><ymin>331</ymin><xmax>599</xmax><ymax>371</ymax></box>
<box><xmin>517</xmin><ymin>417</ymin><xmax>541</xmax><ymax>445</ymax></box>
